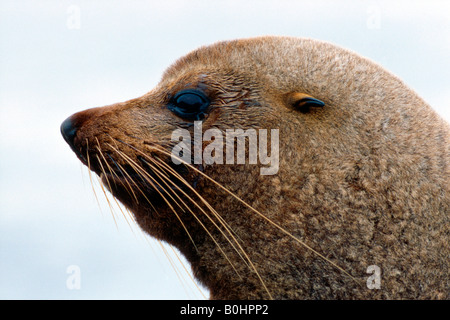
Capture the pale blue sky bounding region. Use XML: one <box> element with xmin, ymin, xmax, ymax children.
<box><xmin>1</xmin><ymin>0</ymin><xmax>449</xmax><ymax>299</ymax></box>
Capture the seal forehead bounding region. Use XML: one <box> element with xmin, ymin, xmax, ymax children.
<box><xmin>164</xmin><ymin>38</ymin><xmax>282</xmax><ymax>73</ymax></box>
<box><xmin>161</xmin><ymin>40</ymin><xmax>238</xmax><ymax>81</ymax></box>
<box><xmin>160</xmin><ymin>36</ymin><xmax>308</xmax><ymax>93</ymax></box>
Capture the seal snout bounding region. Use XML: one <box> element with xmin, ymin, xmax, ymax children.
<box><xmin>60</xmin><ymin>116</ymin><xmax>77</xmax><ymax>147</ymax></box>
<box><xmin>60</xmin><ymin>115</ymin><xmax>88</xmax><ymax>164</ymax></box>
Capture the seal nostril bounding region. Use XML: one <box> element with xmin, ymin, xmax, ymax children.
<box><xmin>60</xmin><ymin>116</ymin><xmax>77</xmax><ymax>147</ymax></box>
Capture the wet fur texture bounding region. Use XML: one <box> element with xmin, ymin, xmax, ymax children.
<box><xmin>63</xmin><ymin>36</ymin><xmax>449</xmax><ymax>299</ymax></box>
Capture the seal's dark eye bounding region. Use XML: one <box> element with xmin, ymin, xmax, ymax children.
<box><xmin>168</xmin><ymin>90</ymin><xmax>210</xmax><ymax>120</ymax></box>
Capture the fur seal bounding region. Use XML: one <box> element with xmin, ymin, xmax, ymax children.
<box><xmin>61</xmin><ymin>36</ymin><xmax>449</xmax><ymax>299</ymax></box>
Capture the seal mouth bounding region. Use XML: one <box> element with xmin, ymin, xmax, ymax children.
<box><xmin>100</xmin><ymin>165</ymin><xmax>174</xmax><ymax>195</ymax></box>
<box><xmin>95</xmin><ymin>153</ymin><xmax>193</xmax><ymax>208</ymax></box>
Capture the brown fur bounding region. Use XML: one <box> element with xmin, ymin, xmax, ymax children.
<box><xmin>61</xmin><ymin>36</ymin><xmax>449</xmax><ymax>299</ymax></box>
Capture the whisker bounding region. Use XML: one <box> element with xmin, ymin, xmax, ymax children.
<box><xmin>154</xmin><ymin>154</ymin><xmax>245</xmax><ymax>245</ymax></box>
<box><xmin>105</xmin><ymin>153</ymin><xmax>140</xmax><ymax>205</ymax></box>
<box><xmin>108</xmin><ymin>143</ymin><xmax>199</xmax><ymax>253</ymax></box>
<box><xmin>95</xmin><ymin>154</ymin><xmax>119</xmax><ymax>230</ymax></box>
<box><xmin>82</xmin><ymin>139</ymin><xmax>207</xmax><ymax>298</ymax></box>
<box><xmin>108</xmin><ymin>142</ymin><xmax>246</xmax><ymax>279</ymax></box>
<box><xmin>140</xmin><ymin>156</ymin><xmax>247</xmax><ymax>277</ymax></box>
<box><xmin>157</xmin><ymin>240</ymin><xmax>192</xmax><ymax>299</ymax></box>
<box><xmin>111</xmin><ymin>139</ymin><xmax>272</xmax><ymax>298</ymax></box>
<box><xmin>142</xmin><ymin>156</ymin><xmax>250</xmax><ymax>271</ymax></box>
<box><xmin>85</xmin><ymin>139</ymin><xmax>103</xmax><ymax>215</ymax></box>
<box><xmin>95</xmin><ymin>139</ymin><xmax>137</xmax><ymax>231</ymax></box>
<box><xmin>168</xmin><ymin>245</ymin><xmax>208</xmax><ymax>300</ymax></box>
<box><xmin>145</xmin><ymin>142</ymin><xmax>362</xmax><ymax>286</ymax></box>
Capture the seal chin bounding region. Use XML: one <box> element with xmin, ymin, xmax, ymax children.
<box><xmin>100</xmin><ymin>172</ymin><xmax>148</xmax><ymax>196</ymax></box>
<box><xmin>100</xmin><ymin>172</ymin><xmax>120</xmax><ymax>192</ymax></box>
<box><xmin>100</xmin><ymin>172</ymin><xmax>148</xmax><ymax>209</ymax></box>
<box><xmin>99</xmin><ymin>170</ymin><xmax>178</xmax><ymax>208</ymax></box>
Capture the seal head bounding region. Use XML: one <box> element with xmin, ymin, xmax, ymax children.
<box><xmin>61</xmin><ymin>36</ymin><xmax>449</xmax><ymax>299</ymax></box>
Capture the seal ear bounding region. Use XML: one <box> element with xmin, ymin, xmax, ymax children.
<box><xmin>286</xmin><ymin>92</ymin><xmax>325</xmax><ymax>113</ymax></box>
